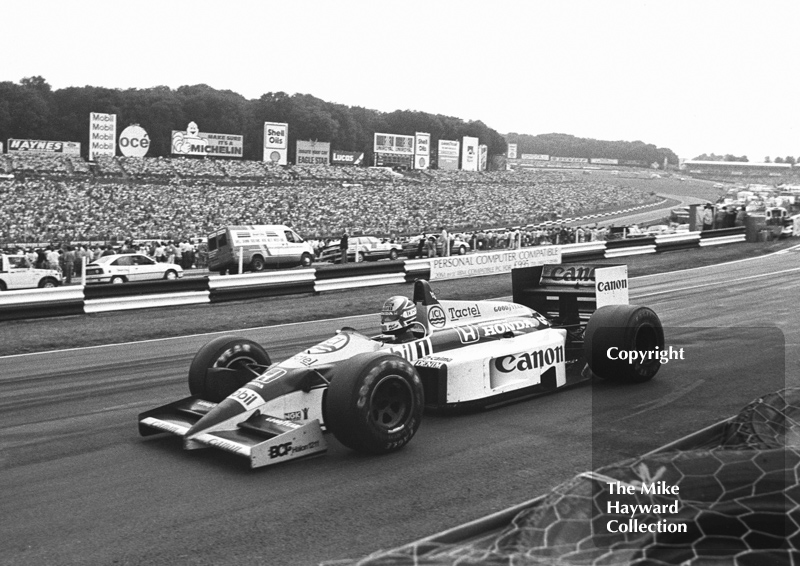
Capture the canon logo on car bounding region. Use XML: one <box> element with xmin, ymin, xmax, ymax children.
<box><xmin>598</xmin><ymin>279</ymin><xmax>628</xmax><ymax>292</ymax></box>
<box><xmin>493</xmin><ymin>345</ymin><xmax>564</xmax><ymax>373</ymax></box>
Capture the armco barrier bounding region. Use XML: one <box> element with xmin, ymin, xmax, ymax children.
<box><xmin>208</xmin><ymin>270</ymin><xmax>316</xmax><ymax>302</ymax></box>
<box><xmin>84</xmin><ymin>291</ymin><xmax>211</xmax><ymax>313</ymax></box>
<box><xmin>82</xmin><ymin>278</ymin><xmax>210</xmax><ymax>299</ymax></box>
<box><xmin>0</xmin><ymin>227</ymin><xmax>754</xmax><ymax>320</ymax></box>
<box><xmin>0</xmin><ymin>286</ymin><xmax>85</xmax><ymax>321</ymax></box>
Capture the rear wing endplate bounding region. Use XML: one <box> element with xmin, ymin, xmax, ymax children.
<box><xmin>511</xmin><ymin>264</ymin><xmax>629</xmax><ymax>324</ymax></box>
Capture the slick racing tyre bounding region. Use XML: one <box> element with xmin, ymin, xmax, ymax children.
<box><xmin>188</xmin><ymin>335</ymin><xmax>271</xmax><ymax>402</ymax></box>
<box><xmin>325</xmin><ymin>352</ymin><xmax>424</xmax><ymax>454</ymax></box>
<box><xmin>584</xmin><ymin>304</ymin><xmax>664</xmax><ymax>383</ymax></box>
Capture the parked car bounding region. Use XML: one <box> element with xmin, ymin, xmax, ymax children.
<box><xmin>402</xmin><ymin>234</ymin><xmax>471</xmax><ymax>258</ymax></box>
<box><xmin>0</xmin><ymin>255</ymin><xmax>62</xmax><ymax>291</ymax></box>
<box><xmin>84</xmin><ymin>254</ymin><xmax>183</xmax><ymax>284</ymax></box>
<box><xmin>319</xmin><ymin>236</ymin><xmax>403</xmax><ymax>263</ymax></box>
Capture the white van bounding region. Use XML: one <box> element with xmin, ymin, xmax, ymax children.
<box><xmin>207</xmin><ymin>225</ymin><xmax>314</xmax><ymax>274</ymax></box>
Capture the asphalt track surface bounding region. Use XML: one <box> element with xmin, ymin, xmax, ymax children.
<box><xmin>1</xmin><ymin>248</ymin><xmax>798</xmax><ymax>566</ymax></box>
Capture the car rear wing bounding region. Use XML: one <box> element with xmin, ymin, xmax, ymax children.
<box><xmin>511</xmin><ymin>264</ymin><xmax>629</xmax><ymax>325</ymax></box>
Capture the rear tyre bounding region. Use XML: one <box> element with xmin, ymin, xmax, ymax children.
<box><xmin>188</xmin><ymin>335</ymin><xmax>271</xmax><ymax>402</ymax></box>
<box><xmin>38</xmin><ymin>277</ymin><xmax>58</xmax><ymax>288</ymax></box>
<box><xmin>163</xmin><ymin>269</ymin><xmax>178</xmax><ymax>280</ymax></box>
<box><xmin>325</xmin><ymin>352</ymin><xmax>424</xmax><ymax>454</ymax></box>
<box><xmin>584</xmin><ymin>305</ymin><xmax>664</xmax><ymax>383</ymax></box>
<box><xmin>458</xmin><ymin>245</ymin><xmax>467</xmax><ymax>255</ymax></box>
<box><xmin>250</xmin><ymin>255</ymin><xmax>266</xmax><ymax>272</ymax></box>
<box><xmin>389</xmin><ymin>249</ymin><xmax>398</xmax><ymax>261</ymax></box>
<box><xmin>110</xmin><ymin>276</ymin><xmax>125</xmax><ymax>284</ymax></box>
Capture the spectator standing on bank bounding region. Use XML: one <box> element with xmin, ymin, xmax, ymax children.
<box><xmin>702</xmin><ymin>205</ymin><xmax>714</xmax><ymax>231</ymax></box>
<box><xmin>339</xmin><ymin>232</ymin><xmax>349</xmax><ymax>264</ymax></box>
<box><xmin>416</xmin><ymin>233</ymin><xmax>425</xmax><ymax>258</ymax></box>
<box><xmin>735</xmin><ymin>206</ymin><xmax>748</xmax><ymax>227</ymax></box>
<box><xmin>425</xmin><ymin>236</ymin><xmax>437</xmax><ymax>258</ymax></box>
<box><xmin>46</xmin><ymin>247</ymin><xmax>60</xmax><ymax>270</ymax></box>
<box><xmin>725</xmin><ymin>206</ymin><xmax>737</xmax><ymax>228</ymax></box>
<box><xmin>440</xmin><ymin>227</ymin><xmax>449</xmax><ymax>256</ymax></box>
<box><xmin>63</xmin><ymin>246</ymin><xmax>76</xmax><ymax>284</ymax></box>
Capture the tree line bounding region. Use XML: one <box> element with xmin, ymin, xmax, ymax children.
<box><xmin>1</xmin><ymin>76</ymin><xmax>681</xmax><ymax>166</ymax></box>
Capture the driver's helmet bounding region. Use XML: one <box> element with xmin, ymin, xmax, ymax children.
<box><xmin>380</xmin><ymin>296</ymin><xmax>416</xmax><ymax>335</ymax></box>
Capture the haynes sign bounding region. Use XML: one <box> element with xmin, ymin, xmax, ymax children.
<box><xmin>171</xmin><ymin>122</ymin><xmax>243</xmax><ymax>158</ymax></box>
<box><xmin>8</xmin><ymin>139</ymin><xmax>81</xmax><ymax>155</ymax></box>
<box><xmin>296</xmin><ymin>140</ymin><xmax>330</xmax><ymax>165</ymax></box>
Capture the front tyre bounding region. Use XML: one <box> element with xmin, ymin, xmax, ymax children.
<box><xmin>163</xmin><ymin>269</ymin><xmax>178</xmax><ymax>280</ymax></box>
<box><xmin>584</xmin><ymin>305</ymin><xmax>664</xmax><ymax>383</ymax></box>
<box><xmin>325</xmin><ymin>352</ymin><xmax>424</xmax><ymax>454</ymax></box>
<box><xmin>188</xmin><ymin>335</ymin><xmax>271</xmax><ymax>402</ymax></box>
<box><xmin>300</xmin><ymin>253</ymin><xmax>313</xmax><ymax>267</ymax></box>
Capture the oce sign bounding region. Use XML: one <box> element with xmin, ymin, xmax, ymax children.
<box><xmin>119</xmin><ymin>125</ymin><xmax>150</xmax><ymax>157</ymax></box>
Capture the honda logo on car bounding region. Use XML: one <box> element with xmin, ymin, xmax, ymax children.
<box><xmin>493</xmin><ymin>345</ymin><xmax>564</xmax><ymax>374</ymax></box>
<box><xmin>481</xmin><ymin>319</ymin><xmax>538</xmax><ymax>337</ymax></box>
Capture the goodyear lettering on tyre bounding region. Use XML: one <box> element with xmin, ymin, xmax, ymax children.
<box><xmin>214</xmin><ymin>343</ymin><xmax>252</xmax><ymax>366</ymax></box>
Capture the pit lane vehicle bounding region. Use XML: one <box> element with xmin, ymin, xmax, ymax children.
<box><xmin>84</xmin><ymin>253</ymin><xmax>183</xmax><ymax>284</ymax></box>
<box><xmin>0</xmin><ymin>254</ymin><xmax>62</xmax><ymax>290</ymax></box>
<box><xmin>319</xmin><ymin>236</ymin><xmax>403</xmax><ymax>263</ymax></box>
<box><xmin>139</xmin><ymin>263</ymin><xmax>663</xmax><ymax>468</ymax></box>
<box><xmin>403</xmin><ymin>234</ymin><xmax>471</xmax><ymax>258</ymax></box>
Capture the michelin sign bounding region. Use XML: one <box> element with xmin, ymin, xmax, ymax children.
<box><xmin>171</xmin><ymin>122</ymin><xmax>243</xmax><ymax>157</ymax></box>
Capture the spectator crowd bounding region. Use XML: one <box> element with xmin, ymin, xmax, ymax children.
<box><xmin>0</xmin><ymin>157</ymin><xmax>656</xmax><ymax>247</ymax></box>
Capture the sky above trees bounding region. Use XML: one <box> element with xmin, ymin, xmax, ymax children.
<box><xmin>2</xmin><ymin>0</ymin><xmax>798</xmax><ymax>162</ymax></box>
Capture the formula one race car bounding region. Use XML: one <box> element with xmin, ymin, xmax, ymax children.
<box><xmin>139</xmin><ymin>264</ymin><xmax>664</xmax><ymax>468</ymax></box>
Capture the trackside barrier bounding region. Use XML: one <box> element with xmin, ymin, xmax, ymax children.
<box><xmin>84</xmin><ymin>291</ymin><xmax>211</xmax><ymax>314</ymax></box>
<box><xmin>208</xmin><ymin>270</ymin><xmax>316</xmax><ymax>302</ymax></box>
<box><xmin>0</xmin><ymin>286</ymin><xmax>85</xmax><ymax>321</ymax></box>
<box><xmin>83</xmin><ymin>278</ymin><xmax>209</xmax><ymax>300</ymax></box>
<box><xmin>314</xmin><ymin>272</ymin><xmax>407</xmax><ymax>293</ymax></box>
<box><xmin>0</xmin><ymin>227</ymin><xmax>754</xmax><ymax>320</ymax></box>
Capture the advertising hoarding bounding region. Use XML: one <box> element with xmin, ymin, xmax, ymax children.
<box><xmin>296</xmin><ymin>140</ymin><xmax>330</xmax><ymax>165</ymax></box>
<box><xmin>119</xmin><ymin>125</ymin><xmax>150</xmax><ymax>158</ymax></box>
<box><xmin>264</xmin><ymin>122</ymin><xmax>288</xmax><ymax>164</ymax></box>
<box><xmin>429</xmin><ymin>246</ymin><xmax>562</xmax><ymax>281</ymax></box>
<box><xmin>374</xmin><ymin>133</ymin><xmax>415</xmax><ymax>154</ymax></box>
<box><xmin>461</xmin><ymin>136</ymin><xmax>479</xmax><ymax>171</ymax></box>
<box><xmin>331</xmin><ymin>150</ymin><xmax>364</xmax><ymax>165</ymax></box>
<box><xmin>414</xmin><ymin>132</ymin><xmax>430</xmax><ymax>170</ymax></box>
<box><xmin>172</xmin><ymin>122</ymin><xmax>243</xmax><ymax>158</ymax></box>
<box><xmin>89</xmin><ymin>112</ymin><xmax>116</xmax><ymax>161</ymax></box>
<box><xmin>7</xmin><ymin>139</ymin><xmax>81</xmax><ymax>155</ymax></box>
<box><xmin>479</xmin><ymin>144</ymin><xmax>488</xmax><ymax>171</ymax></box>
<box><xmin>438</xmin><ymin>139</ymin><xmax>459</xmax><ymax>170</ymax></box>
<box><xmin>507</xmin><ymin>143</ymin><xmax>517</xmax><ymax>159</ymax></box>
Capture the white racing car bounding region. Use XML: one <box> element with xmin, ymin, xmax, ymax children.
<box><xmin>139</xmin><ymin>264</ymin><xmax>664</xmax><ymax>468</ymax></box>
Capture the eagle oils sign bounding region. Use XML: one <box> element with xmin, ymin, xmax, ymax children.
<box><xmin>171</xmin><ymin>122</ymin><xmax>244</xmax><ymax>158</ymax></box>
<box><xmin>89</xmin><ymin>113</ymin><xmax>116</xmax><ymax>161</ymax></box>
<box><xmin>264</xmin><ymin>122</ymin><xmax>288</xmax><ymax>165</ymax></box>
<box><xmin>119</xmin><ymin>125</ymin><xmax>150</xmax><ymax>157</ymax></box>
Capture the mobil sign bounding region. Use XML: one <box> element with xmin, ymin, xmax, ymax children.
<box><xmin>119</xmin><ymin>125</ymin><xmax>150</xmax><ymax>157</ymax></box>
